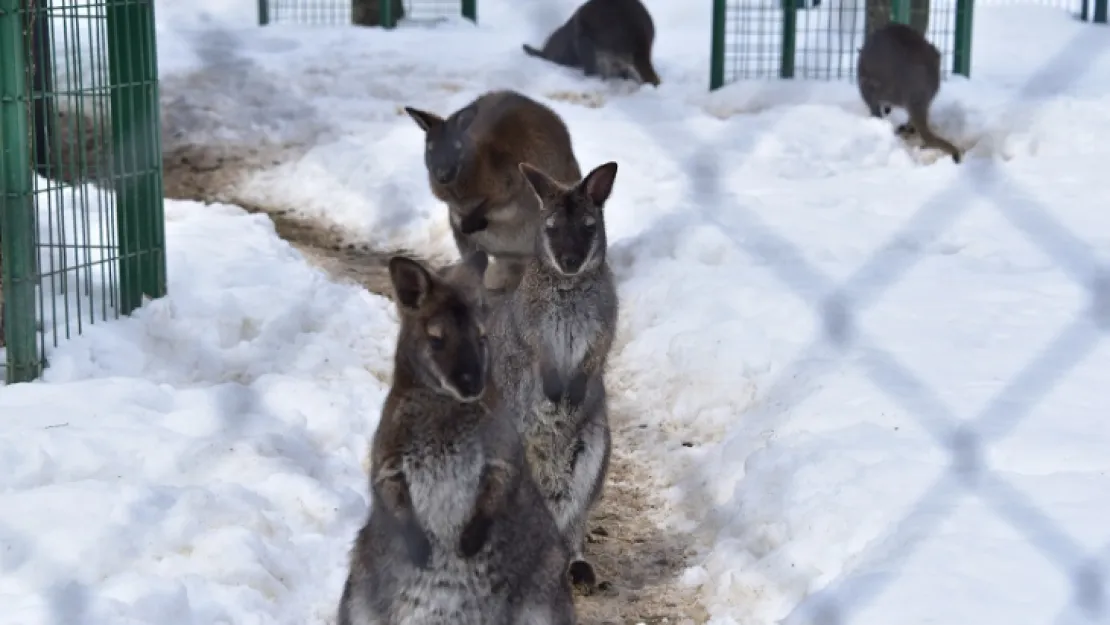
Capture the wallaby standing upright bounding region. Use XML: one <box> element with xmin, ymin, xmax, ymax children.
<box><xmin>337</xmin><ymin>253</ymin><xmax>577</xmax><ymax>625</ymax></box>
<box><xmin>351</xmin><ymin>0</ymin><xmax>405</xmax><ymax>27</ymax></box>
<box><xmin>486</xmin><ymin>161</ymin><xmax>620</xmax><ymax>592</ymax></box>
<box><xmin>404</xmin><ymin>91</ymin><xmax>582</xmax><ymax>293</ymax></box>
<box><xmin>857</xmin><ymin>22</ymin><xmax>962</xmax><ymax>163</ymax></box>
<box><xmin>522</xmin><ymin>0</ymin><xmax>662</xmax><ymax>87</ymax></box>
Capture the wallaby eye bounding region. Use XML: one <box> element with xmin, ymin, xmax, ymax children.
<box><xmin>426</xmin><ymin>324</ymin><xmax>446</xmax><ymax>350</ymax></box>
<box><xmin>582</xmin><ymin>215</ymin><xmax>597</xmax><ymax>228</ymax></box>
<box><xmin>544</xmin><ymin>215</ymin><xmax>557</xmax><ymax>229</ymax></box>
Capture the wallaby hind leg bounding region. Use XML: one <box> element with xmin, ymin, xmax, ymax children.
<box><xmin>907</xmin><ymin>105</ymin><xmax>961</xmax><ymax>163</ymax></box>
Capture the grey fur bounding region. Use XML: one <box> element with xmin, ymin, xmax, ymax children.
<box><xmin>857</xmin><ymin>22</ymin><xmax>962</xmax><ymax>163</ymax></box>
<box><xmin>337</xmin><ymin>253</ymin><xmax>577</xmax><ymax>625</ymax></box>
<box><xmin>351</xmin><ymin>0</ymin><xmax>404</xmax><ymax>27</ymax></box>
<box><xmin>403</xmin><ymin>90</ymin><xmax>582</xmax><ymax>293</ymax></box>
<box><xmin>522</xmin><ymin>0</ymin><xmax>661</xmax><ymax>87</ymax></box>
<box><xmin>486</xmin><ymin>161</ymin><xmax>620</xmax><ymax>590</ymax></box>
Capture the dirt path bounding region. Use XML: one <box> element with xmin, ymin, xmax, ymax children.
<box><xmin>162</xmin><ymin>146</ymin><xmax>704</xmax><ymax>624</ymax></box>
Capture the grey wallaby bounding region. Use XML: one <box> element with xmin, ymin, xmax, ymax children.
<box><xmin>351</xmin><ymin>0</ymin><xmax>404</xmax><ymax>27</ymax></box>
<box><xmin>404</xmin><ymin>90</ymin><xmax>582</xmax><ymax>293</ymax></box>
<box><xmin>337</xmin><ymin>253</ymin><xmax>577</xmax><ymax>625</ymax></box>
<box><xmin>857</xmin><ymin>22</ymin><xmax>962</xmax><ymax>163</ymax></box>
<box><xmin>522</xmin><ymin>0</ymin><xmax>661</xmax><ymax>87</ymax></box>
<box><xmin>486</xmin><ymin>160</ymin><xmax>620</xmax><ymax>592</ymax></box>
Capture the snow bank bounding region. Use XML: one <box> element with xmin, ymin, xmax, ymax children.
<box><xmin>0</xmin><ymin>196</ymin><xmax>396</xmax><ymax>624</ymax></box>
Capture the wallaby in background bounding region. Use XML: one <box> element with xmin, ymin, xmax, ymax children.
<box><xmin>522</xmin><ymin>0</ymin><xmax>662</xmax><ymax>87</ymax></box>
<box><xmin>486</xmin><ymin>161</ymin><xmax>620</xmax><ymax>593</ymax></box>
<box><xmin>351</xmin><ymin>0</ymin><xmax>404</xmax><ymax>27</ymax></box>
<box><xmin>337</xmin><ymin>253</ymin><xmax>577</xmax><ymax>625</ymax></box>
<box><xmin>404</xmin><ymin>90</ymin><xmax>582</xmax><ymax>292</ymax></box>
<box><xmin>857</xmin><ymin>22</ymin><xmax>962</xmax><ymax>163</ymax></box>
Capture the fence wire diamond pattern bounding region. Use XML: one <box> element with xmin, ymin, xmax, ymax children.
<box><xmin>512</xmin><ymin>4</ymin><xmax>1110</xmax><ymax>622</ymax></box>
<box><xmin>174</xmin><ymin>1</ymin><xmax>1110</xmax><ymax>621</ymax></box>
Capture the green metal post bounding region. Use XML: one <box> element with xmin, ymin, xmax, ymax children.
<box><xmin>709</xmin><ymin>0</ymin><xmax>726</xmax><ymax>89</ymax></box>
<box><xmin>107</xmin><ymin>0</ymin><xmax>166</xmax><ymax>315</ymax></box>
<box><xmin>952</xmin><ymin>0</ymin><xmax>973</xmax><ymax>76</ymax></box>
<box><xmin>0</xmin><ymin>0</ymin><xmax>42</xmax><ymax>383</ymax></box>
<box><xmin>258</xmin><ymin>0</ymin><xmax>270</xmax><ymax>25</ymax></box>
<box><xmin>780</xmin><ymin>0</ymin><xmax>797</xmax><ymax>79</ymax></box>
<box><xmin>461</xmin><ymin>0</ymin><xmax>477</xmax><ymax>23</ymax></box>
<box><xmin>891</xmin><ymin>0</ymin><xmax>910</xmax><ymax>24</ymax></box>
<box><xmin>381</xmin><ymin>0</ymin><xmax>394</xmax><ymax>28</ymax></box>
<box><xmin>1094</xmin><ymin>0</ymin><xmax>1107</xmax><ymax>23</ymax></box>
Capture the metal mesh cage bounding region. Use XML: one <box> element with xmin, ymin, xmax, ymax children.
<box><xmin>259</xmin><ymin>0</ymin><xmax>478</xmax><ymax>27</ymax></box>
<box><xmin>0</xmin><ymin>0</ymin><xmax>166</xmax><ymax>383</ymax></box>
<box><xmin>710</xmin><ymin>0</ymin><xmax>975</xmax><ymax>88</ymax></box>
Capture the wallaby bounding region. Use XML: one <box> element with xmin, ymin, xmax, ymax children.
<box><xmin>857</xmin><ymin>22</ymin><xmax>961</xmax><ymax>163</ymax></box>
<box><xmin>351</xmin><ymin>0</ymin><xmax>404</xmax><ymax>27</ymax></box>
<box><xmin>522</xmin><ymin>0</ymin><xmax>661</xmax><ymax>87</ymax></box>
<box><xmin>486</xmin><ymin>161</ymin><xmax>620</xmax><ymax>593</ymax></box>
<box><xmin>337</xmin><ymin>253</ymin><xmax>577</xmax><ymax>625</ymax></box>
<box><xmin>404</xmin><ymin>90</ymin><xmax>582</xmax><ymax>293</ymax></box>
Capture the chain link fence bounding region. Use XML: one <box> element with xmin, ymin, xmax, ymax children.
<box><xmin>498</xmin><ymin>1</ymin><xmax>1110</xmax><ymax>621</ymax></box>
<box><xmin>155</xmin><ymin>0</ymin><xmax>1110</xmax><ymax>622</ymax></box>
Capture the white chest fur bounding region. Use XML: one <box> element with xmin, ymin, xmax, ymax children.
<box><xmin>404</xmin><ymin>443</ymin><xmax>483</xmax><ymax>542</ymax></box>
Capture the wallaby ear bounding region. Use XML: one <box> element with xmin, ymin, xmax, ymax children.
<box><xmin>451</xmin><ymin>103</ymin><xmax>479</xmax><ymax>130</ymax></box>
<box><xmin>404</xmin><ymin>106</ymin><xmax>444</xmax><ymax>133</ymax></box>
<box><xmin>518</xmin><ymin>162</ymin><xmax>562</xmax><ymax>202</ymax></box>
<box><xmin>580</xmin><ymin>161</ymin><xmax>618</xmax><ymax>207</ymax></box>
<box><xmin>389</xmin><ymin>256</ymin><xmax>435</xmax><ymax>312</ymax></box>
<box><xmin>462</xmin><ymin>250</ymin><xmax>489</xmax><ymax>277</ymax></box>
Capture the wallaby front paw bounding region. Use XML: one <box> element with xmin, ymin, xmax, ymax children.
<box><xmin>459</xmin><ymin>514</ymin><xmax>492</xmax><ymax>558</ymax></box>
<box><xmin>403</xmin><ymin>524</ymin><xmax>433</xmax><ymax>569</ymax></box>
<box><xmin>565</xmin><ymin>372</ymin><xmax>587</xmax><ymax>409</ymax></box>
<box><xmin>541</xmin><ymin>365</ymin><xmax>564</xmax><ymax>404</ymax></box>
<box><xmin>459</xmin><ymin>213</ymin><xmax>489</xmax><ymax>235</ymax></box>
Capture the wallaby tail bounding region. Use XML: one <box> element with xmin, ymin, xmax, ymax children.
<box><xmin>522</xmin><ymin>44</ymin><xmax>546</xmax><ymax>59</ymax></box>
<box><xmin>908</xmin><ymin>110</ymin><xmax>962</xmax><ymax>164</ymax></box>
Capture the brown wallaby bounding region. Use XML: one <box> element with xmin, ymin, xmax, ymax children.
<box><xmin>351</xmin><ymin>0</ymin><xmax>404</xmax><ymax>27</ymax></box>
<box><xmin>857</xmin><ymin>22</ymin><xmax>962</xmax><ymax>163</ymax></box>
<box><xmin>486</xmin><ymin>161</ymin><xmax>620</xmax><ymax>593</ymax></box>
<box><xmin>337</xmin><ymin>253</ymin><xmax>577</xmax><ymax>625</ymax></box>
<box><xmin>523</xmin><ymin>0</ymin><xmax>661</xmax><ymax>87</ymax></box>
<box><xmin>404</xmin><ymin>90</ymin><xmax>582</xmax><ymax>293</ymax></box>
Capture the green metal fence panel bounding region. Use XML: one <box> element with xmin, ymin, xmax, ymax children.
<box><xmin>258</xmin><ymin>0</ymin><xmax>477</xmax><ymax>27</ymax></box>
<box><xmin>0</xmin><ymin>0</ymin><xmax>38</xmax><ymax>383</ymax></box>
<box><xmin>108</xmin><ymin>0</ymin><xmax>166</xmax><ymax>315</ymax></box>
<box><xmin>0</xmin><ymin>0</ymin><xmax>167</xmax><ymax>384</ymax></box>
<box><xmin>710</xmin><ymin>0</ymin><xmax>975</xmax><ymax>88</ymax></box>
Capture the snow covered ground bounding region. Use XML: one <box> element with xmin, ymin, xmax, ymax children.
<box><xmin>3</xmin><ymin>0</ymin><xmax>1110</xmax><ymax>624</ymax></box>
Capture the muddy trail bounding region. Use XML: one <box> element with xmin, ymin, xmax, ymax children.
<box><xmin>160</xmin><ymin>139</ymin><xmax>704</xmax><ymax>623</ymax></box>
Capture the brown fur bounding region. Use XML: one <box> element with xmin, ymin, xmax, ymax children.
<box><xmin>404</xmin><ymin>90</ymin><xmax>582</xmax><ymax>293</ymax></box>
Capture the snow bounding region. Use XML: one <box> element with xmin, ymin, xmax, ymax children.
<box><xmin>3</xmin><ymin>0</ymin><xmax>1110</xmax><ymax>624</ymax></box>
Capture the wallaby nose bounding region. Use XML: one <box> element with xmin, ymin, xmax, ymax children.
<box><xmin>560</xmin><ymin>253</ymin><xmax>583</xmax><ymax>271</ymax></box>
<box><xmin>434</xmin><ymin>165</ymin><xmax>457</xmax><ymax>184</ymax></box>
<box><xmin>456</xmin><ymin>369</ymin><xmax>483</xmax><ymax>398</ymax></box>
